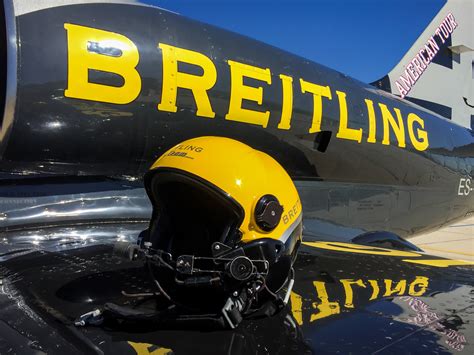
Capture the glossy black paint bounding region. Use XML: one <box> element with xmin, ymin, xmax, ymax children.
<box><xmin>0</xmin><ymin>230</ymin><xmax>472</xmax><ymax>354</ymax></box>
<box><xmin>0</xmin><ymin>2</ymin><xmax>472</xmax><ymax>239</ymax></box>
<box><xmin>0</xmin><ymin>1</ymin><xmax>6</xmax><ymax>125</ymax></box>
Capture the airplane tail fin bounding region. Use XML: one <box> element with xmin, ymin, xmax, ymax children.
<box><xmin>372</xmin><ymin>0</ymin><xmax>473</xmax><ymax>130</ymax></box>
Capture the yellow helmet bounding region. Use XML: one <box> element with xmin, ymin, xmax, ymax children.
<box><xmin>147</xmin><ymin>136</ymin><xmax>302</xmax><ymax>242</ymax></box>
<box><xmin>142</xmin><ymin>136</ymin><xmax>302</xmax><ymax>327</ymax></box>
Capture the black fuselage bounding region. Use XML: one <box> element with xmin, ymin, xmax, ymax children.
<box><xmin>0</xmin><ymin>2</ymin><xmax>472</xmax><ymax>238</ymax></box>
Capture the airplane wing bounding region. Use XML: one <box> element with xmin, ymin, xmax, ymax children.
<box><xmin>0</xmin><ymin>221</ymin><xmax>473</xmax><ymax>354</ymax></box>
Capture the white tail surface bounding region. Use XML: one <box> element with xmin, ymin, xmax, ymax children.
<box><xmin>373</xmin><ymin>0</ymin><xmax>473</xmax><ymax>129</ymax></box>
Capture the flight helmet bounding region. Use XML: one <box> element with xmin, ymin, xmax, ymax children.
<box><xmin>142</xmin><ymin>136</ymin><xmax>303</xmax><ymax>327</ymax></box>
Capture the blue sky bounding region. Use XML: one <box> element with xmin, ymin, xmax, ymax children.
<box><xmin>149</xmin><ymin>0</ymin><xmax>446</xmax><ymax>83</ymax></box>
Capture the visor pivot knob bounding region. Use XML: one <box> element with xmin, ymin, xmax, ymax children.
<box><xmin>255</xmin><ymin>195</ymin><xmax>284</xmax><ymax>232</ymax></box>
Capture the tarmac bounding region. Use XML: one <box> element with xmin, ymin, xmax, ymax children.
<box><xmin>411</xmin><ymin>216</ymin><xmax>474</xmax><ymax>262</ymax></box>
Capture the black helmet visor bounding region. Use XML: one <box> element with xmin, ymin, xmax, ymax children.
<box><xmin>145</xmin><ymin>169</ymin><xmax>245</xmax><ymax>258</ymax></box>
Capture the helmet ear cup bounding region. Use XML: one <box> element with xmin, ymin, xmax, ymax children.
<box><xmin>254</xmin><ymin>195</ymin><xmax>284</xmax><ymax>232</ymax></box>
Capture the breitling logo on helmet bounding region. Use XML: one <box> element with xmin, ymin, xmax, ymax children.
<box><xmin>282</xmin><ymin>200</ymin><xmax>301</xmax><ymax>225</ymax></box>
<box><xmin>165</xmin><ymin>150</ymin><xmax>194</xmax><ymax>159</ymax></box>
<box><xmin>174</xmin><ymin>144</ymin><xmax>204</xmax><ymax>153</ymax></box>
<box><xmin>165</xmin><ymin>145</ymin><xmax>204</xmax><ymax>159</ymax></box>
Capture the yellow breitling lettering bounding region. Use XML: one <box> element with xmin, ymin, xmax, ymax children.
<box><xmin>290</xmin><ymin>291</ymin><xmax>303</xmax><ymax>325</ymax></box>
<box><xmin>158</xmin><ymin>43</ymin><xmax>217</xmax><ymax>118</ymax></box>
<box><xmin>379</xmin><ymin>103</ymin><xmax>406</xmax><ymax>148</ymax></box>
<box><xmin>310</xmin><ymin>281</ymin><xmax>341</xmax><ymax>322</ymax></box>
<box><xmin>62</xmin><ymin>26</ymin><xmax>433</xmax><ymax>150</ymax></box>
<box><xmin>336</xmin><ymin>91</ymin><xmax>363</xmax><ymax>143</ymax></box>
<box><xmin>368</xmin><ymin>279</ymin><xmax>380</xmax><ymax>300</ymax></box>
<box><xmin>407</xmin><ymin>113</ymin><xmax>429</xmax><ymax>151</ymax></box>
<box><xmin>340</xmin><ymin>279</ymin><xmax>366</xmax><ymax>308</ymax></box>
<box><xmin>408</xmin><ymin>276</ymin><xmax>429</xmax><ymax>296</ymax></box>
<box><xmin>364</xmin><ymin>99</ymin><xmax>377</xmax><ymax>143</ymax></box>
<box><xmin>64</xmin><ymin>23</ymin><xmax>141</xmax><ymax>104</ymax></box>
<box><xmin>277</xmin><ymin>74</ymin><xmax>294</xmax><ymax>130</ymax></box>
<box><xmin>225</xmin><ymin>60</ymin><xmax>272</xmax><ymax>127</ymax></box>
<box><xmin>383</xmin><ymin>279</ymin><xmax>407</xmax><ymax>296</ymax></box>
<box><xmin>296</xmin><ymin>276</ymin><xmax>430</xmax><ymax>325</ymax></box>
<box><xmin>300</xmin><ymin>79</ymin><xmax>332</xmax><ymax>133</ymax></box>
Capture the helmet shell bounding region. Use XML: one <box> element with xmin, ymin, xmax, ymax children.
<box><xmin>147</xmin><ymin>136</ymin><xmax>302</xmax><ymax>244</ymax></box>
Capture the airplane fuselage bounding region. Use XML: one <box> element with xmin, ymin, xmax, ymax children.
<box><xmin>1</xmin><ymin>2</ymin><xmax>472</xmax><ymax>238</ymax></box>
